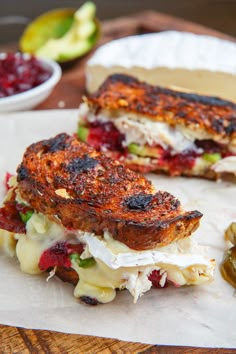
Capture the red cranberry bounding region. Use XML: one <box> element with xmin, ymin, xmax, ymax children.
<box><xmin>39</xmin><ymin>242</ymin><xmax>71</xmax><ymax>271</ymax></box>
<box><xmin>159</xmin><ymin>149</ymin><xmax>198</xmax><ymax>176</ymax></box>
<box><xmin>79</xmin><ymin>296</ymin><xmax>99</xmax><ymax>305</ymax></box>
<box><xmin>4</xmin><ymin>172</ymin><xmax>13</xmax><ymax>190</ymax></box>
<box><xmin>87</xmin><ymin>121</ymin><xmax>125</xmax><ymax>152</ymax></box>
<box><xmin>0</xmin><ymin>53</ymin><xmax>51</xmax><ymax>98</ymax></box>
<box><xmin>148</xmin><ymin>269</ymin><xmax>168</xmax><ymax>288</ymax></box>
<box><xmin>39</xmin><ymin>241</ymin><xmax>84</xmax><ymax>271</ymax></box>
<box><xmin>0</xmin><ymin>200</ymin><xmax>26</xmax><ymax>234</ymax></box>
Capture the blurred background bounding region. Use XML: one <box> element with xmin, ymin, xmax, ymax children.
<box><xmin>0</xmin><ymin>0</ymin><xmax>235</xmax><ymax>44</ymax></box>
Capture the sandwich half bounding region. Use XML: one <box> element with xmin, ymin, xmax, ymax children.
<box><xmin>0</xmin><ymin>133</ymin><xmax>215</xmax><ymax>304</ymax></box>
<box><xmin>77</xmin><ymin>73</ymin><xmax>236</xmax><ymax>179</ymax></box>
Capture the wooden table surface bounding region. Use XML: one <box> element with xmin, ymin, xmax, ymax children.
<box><xmin>1</xmin><ymin>10</ymin><xmax>236</xmax><ymax>353</ymax></box>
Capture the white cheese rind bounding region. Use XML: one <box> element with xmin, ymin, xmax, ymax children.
<box><xmin>80</xmin><ymin>232</ymin><xmax>212</xmax><ymax>270</ymax></box>
<box><xmin>88</xmin><ymin>31</ymin><xmax>236</xmax><ymax>73</ymax></box>
<box><xmin>212</xmin><ymin>156</ymin><xmax>236</xmax><ymax>174</ymax></box>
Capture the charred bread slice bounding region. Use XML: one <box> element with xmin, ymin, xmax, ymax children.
<box><xmin>77</xmin><ymin>74</ymin><xmax>236</xmax><ymax>179</ymax></box>
<box><xmin>16</xmin><ymin>133</ymin><xmax>201</xmax><ymax>250</ymax></box>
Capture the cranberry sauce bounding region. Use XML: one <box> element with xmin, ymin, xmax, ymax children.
<box><xmin>39</xmin><ymin>242</ymin><xmax>84</xmax><ymax>271</ymax></box>
<box><xmin>87</xmin><ymin>121</ymin><xmax>126</xmax><ymax>152</ymax></box>
<box><xmin>160</xmin><ymin>150</ymin><xmax>199</xmax><ymax>175</ymax></box>
<box><xmin>0</xmin><ymin>53</ymin><xmax>51</xmax><ymax>98</ymax></box>
<box><xmin>4</xmin><ymin>172</ymin><xmax>14</xmax><ymax>190</ymax></box>
<box><xmin>0</xmin><ymin>199</ymin><xmax>26</xmax><ymax>234</ymax></box>
<box><xmin>148</xmin><ymin>269</ymin><xmax>168</xmax><ymax>288</ymax></box>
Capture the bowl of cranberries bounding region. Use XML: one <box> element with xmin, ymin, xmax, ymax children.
<box><xmin>0</xmin><ymin>53</ymin><xmax>61</xmax><ymax>112</ymax></box>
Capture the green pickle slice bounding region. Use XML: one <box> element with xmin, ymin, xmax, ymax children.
<box><xmin>221</xmin><ymin>246</ymin><xmax>236</xmax><ymax>288</ymax></box>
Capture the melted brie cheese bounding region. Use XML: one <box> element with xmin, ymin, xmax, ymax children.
<box><xmin>77</xmin><ymin>232</ymin><xmax>214</xmax><ymax>302</ymax></box>
<box><xmin>16</xmin><ymin>213</ymin><xmax>66</xmax><ymax>274</ymax></box>
<box><xmin>16</xmin><ymin>235</ymin><xmax>45</xmax><ymax>274</ymax></box>
<box><xmin>80</xmin><ymin>232</ymin><xmax>211</xmax><ymax>269</ymax></box>
<box><xmin>0</xmin><ymin>229</ymin><xmax>17</xmax><ymax>257</ymax></box>
<box><xmin>1</xmin><ymin>195</ymin><xmax>215</xmax><ymax>304</ymax></box>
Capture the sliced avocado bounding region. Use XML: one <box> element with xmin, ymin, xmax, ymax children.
<box><xmin>69</xmin><ymin>253</ymin><xmax>96</xmax><ymax>268</ymax></box>
<box><xmin>74</xmin><ymin>1</ymin><xmax>96</xmax><ymax>22</ymax></box>
<box><xmin>202</xmin><ymin>153</ymin><xmax>221</xmax><ymax>163</ymax></box>
<box><xmin>19</xmin><ymin>210</ymin><xmax>34</xmax><ymax>224</ymax></box>
<box><xmin>20</xmin><ymin>9</ymin><xmax>74</xmax><ymax>54</ymax></box>
<box><xmin>128</xmin><ymin>143</ymin><xmax>161</xmax><ymax>158</ymax></box>
<box><xmin>36</xmin><ymin>2</ymin><xmax>98</xmax><ymax>62</ymax></box>
<box><xmin>78</xmin><ymin>125</ymin><xmax>89</xmax><ymax>142</ymax></box>
<box><xmin>20</xmin><ymin>2</ymin><xmax>99</xmax><ymax>63</ymax></box>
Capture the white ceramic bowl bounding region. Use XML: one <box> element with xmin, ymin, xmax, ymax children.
<box><xmin>0</xmin><ymin>54</ymin><xmax>62</xmax><ymax>112</ymax></box>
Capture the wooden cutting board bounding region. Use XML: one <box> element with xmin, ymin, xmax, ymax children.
<box><xmin>1</xmin><ymin>10</ymin><xmax>236</xmax><ymax>353</ymax></box>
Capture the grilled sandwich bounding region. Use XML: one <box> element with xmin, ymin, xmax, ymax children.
<box><xmin>77</xmin><ymin>73</ymin><xmax>236</xmax><ymax>179</ymax></box>
<box><xmin>0</xmin><ymin>133</ymin><xmax>215</xmax><ymax>304</ymax></box>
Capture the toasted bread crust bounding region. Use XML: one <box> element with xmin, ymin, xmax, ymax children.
<box><xmin>17</xmin><ymin>133</ymin><xmax>202</xmax><ymax>250</ymax></box>
<box><xmin>85</xmin><ymin>73</ymin><xmax>236</xmax><ymax>144</ymax></box>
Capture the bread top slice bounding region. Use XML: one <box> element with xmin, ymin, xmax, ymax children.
<box><xmin>85</xmin><ymin>73</ymin><xmax>236</xmax><ymax>147</ymax></box>
<box><xmin>17</xmin><ymin>133</ymin><xmax>202</xmax><ymax>250</ymax></box>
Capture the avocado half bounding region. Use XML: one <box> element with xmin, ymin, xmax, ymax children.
<box><xmin>20</xmin><ymin>2</ymin><xmax>100</xmax><ymax>63</ymax></box>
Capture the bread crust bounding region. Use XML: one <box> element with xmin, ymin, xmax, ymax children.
<box><xmin>85</xmin><ymin>73</ymin><xmax>236</xmax><ymax>145</ymax></box>
<box><xmin>17</xmin><ymin>133</ymin><xmax>202</xmax><ymax>250</ymax></box>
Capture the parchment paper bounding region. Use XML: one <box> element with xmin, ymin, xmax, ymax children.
<box><xmin>0</xmin><ymin>110</ymin><xmax>235</xmax><ymax>348</ymax></box>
